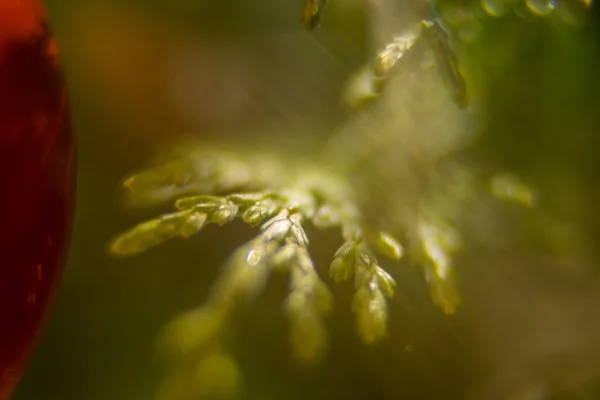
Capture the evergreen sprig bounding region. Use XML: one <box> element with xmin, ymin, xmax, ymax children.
<box><xmin>110</xmin><ymin>147</ymin><xmax>410</xmax><ymax>351</ymax></box>
<box><xmin>110</xmin><ymin>147</ymin><xmax>430</xmax><ymax>397</ymax></box>
<box><xmin>109</xmin><ymin>0</ymin><xmax>545</xmax><ymax>396</ymax></box>
<box><xmin>109</xmin><ymin>148</ymin><xmax>534</xmax><ymax>397</ymax></box>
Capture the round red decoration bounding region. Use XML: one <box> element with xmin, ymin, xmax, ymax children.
<box><xmin>0</xmin><ymin>0</ymin><xmax>75</xmax><ymax>398</ymax></box>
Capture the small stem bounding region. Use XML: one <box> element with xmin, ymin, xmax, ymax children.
<box><xmin>365</xmin><ymin>0</ymin><xmax>419</xmax><ymax>50</ymax></box>
<box><xmin>317</xmin><ymin>0</ymin><xmax>426</xmax><ymax>174</ymax></box>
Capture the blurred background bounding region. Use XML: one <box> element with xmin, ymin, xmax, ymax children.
<box><xmin>13</xmin><ymin>0</ymin><xmax>600</xmax><ymax>399</ymax></box>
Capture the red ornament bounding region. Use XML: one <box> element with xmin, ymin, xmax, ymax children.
<box><xmin>0</xmin><ymin>0</ymin><xmax>75</xmax><ymax>398</ymax></box>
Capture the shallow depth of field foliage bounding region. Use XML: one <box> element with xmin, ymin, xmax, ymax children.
<box><xmin>15</xmin><ymin>0</ymin><xmax>600</xmax><ymax>399</ymax></box>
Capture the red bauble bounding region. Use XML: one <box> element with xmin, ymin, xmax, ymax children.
<box><xmin>0</xmin><ymin>1</ymin><xmax>75</xmax><ymax>398</ymax></box>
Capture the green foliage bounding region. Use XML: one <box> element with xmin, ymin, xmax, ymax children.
<box><xmin>110</xmin><ymin>147</ymin><xmax>409</xmax><ymax>350</ymax></box>
<box><xmin>108</xmin><ymin>146</ymin><xmax>539</xmax><ymax>397</ymax></box>
<box><xmin>108</xmin><ymin>0</ymin><xmax>572</xmax><ymax>397</ymax></box>
<box><xmin>111</xmin><ymin>146</ymin><xmax>430</xmax><ymax>397</ymax></box>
